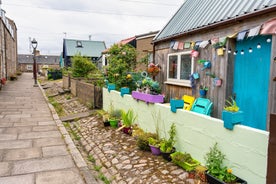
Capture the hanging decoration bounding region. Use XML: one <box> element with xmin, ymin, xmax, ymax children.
<box><xmin>247</xmin><ymin>26</ymin><xmax>261</xmax><ymax>37</ymax></box>
<box><xmin>168</xmin><ymin>18</ymin><xmax>273</xmax><ymax>57</ymax></box>
<box><xmin>260</xmin><ymin>17</ymin><xmax>276</xmax><ymax>35</ymax></box>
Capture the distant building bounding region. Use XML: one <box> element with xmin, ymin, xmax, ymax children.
<box><xmin>135</xmin><ymin>31</ymin><xmax>159</xmax><ymax>71</ymax></box>
<box><xmin>18</xmin><ymin>53</ymin><xmax>60</xmax><ymax>74</ymax></box>
<box><xmin>62</xmin><ymin>39</ymin><xmax>106</xmax><ymax>67</ymax></box>
<box><xmin>0</xmin><ymin>3</ymin><xmax>17</xmax><ymax>81</ymax></box>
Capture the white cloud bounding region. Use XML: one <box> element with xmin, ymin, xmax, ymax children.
<box><xmin>2</xmin><ymin>0</ymin><xmax>183</xmax><ymax>55</ymax></box>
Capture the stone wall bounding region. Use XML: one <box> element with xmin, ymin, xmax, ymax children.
<box><xmin>63</xmin><ymin>76</ymin><xmax>102</xmax><ymax>108</ymax></box>
<box><xmin>103</xmin><ymin>88</ymin><xmax>269</xmax><ymax>184</ymax></box>
<box><xmin>70</xmin><ymin>78</ymin><xmax>78</xmax><ymax>97</ymax></box>
<box><xmin>62</xmin><ymin>74</ymin><xmax>70</xmax><ymax>89</ymax></box>
<box><xmin>76</xmin><ymin>81</ymin><xmax>95</xmax><ymax>106</ymax></box>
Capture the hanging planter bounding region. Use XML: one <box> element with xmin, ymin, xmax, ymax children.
<box><xmin>107</xmin><ymin>83</ymin><xmax>116</xmax><ymax>92</ymax></box>
<box><xmin>191</xmin><ymin>50</ymin><xmax>199</xmax><ymax>57</ymax></box>
<box><xmin>170</xmin><ymin>99</ymin><xmax>184</xmax><ymax>113</ymax></box>
<box><xmin>222</xmin><ymin>111</ymin><xmax>244</xmax><ymax>130</ymax></box>
<box><xmin>120</xmin><ymin>87</ymin><xmax>130</xmax><ymax>97</ymax></box>
<box><xmin>222</xmin><ymin>97</ymin><xmax>243</xmax><ymax>130</ymax></box>
<box><xmin>213</xmin><ymin>78</ymin><xmax>222</xmax><ymax>87</ymax></box>
<box><xmin>217</xmin><ymin>48</ymin><xmax>224</xmax><ymax>56</ymax></box>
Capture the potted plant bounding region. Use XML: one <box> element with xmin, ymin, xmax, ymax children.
<box><xmin>170</xmin><ymin>151</ymin><xmax>200</xmax><ymax>171</ymax></box>
<box><xmin>134</xmin><ymin>128</ymin><xmax>156</xmax><ymax>151</ymax></box>
<box><xmin>204</xmin><ymin>143</ymin><xmax>247</xmax><ymax>184</ymax></box>
<box><xmin>109</xmin><ymin>109</ymin><xmax>122</xmax><ymax>128</ymax></box>
<box><xmin>160</xmin><ymin>123</ymin><xmax>176</xmax><ymax>161</ymax></box>
<box><xmin>119</xmin><ymin>109</ymin><xmax>137</xmax><ymax>135</ymax></box>
<box><xmin>222</xmin><ymin>97</ymin><xmax>244</xmax><ymax>130</ymax></box>
<box><xmin>148</xmin><ymin>136</ymin><xmax>161</xmax><ymax>155</ymax></box>
<box><xmin>97</xmin><ymin>110</ymin><xmax>110</xmax><ymax>127</ymax></box>
<box><xmin>199</xmin><ymin>85</ymin><xmax>208</xmax><ymax>97</ymax></box>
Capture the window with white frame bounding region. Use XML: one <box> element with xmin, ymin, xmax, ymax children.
<box><xmin>167</xmin><ymin>51</ymin><xmax>194</xmax><ymax>86</ymax></box>
<box><xmin>27</xmin><ymin>65</ymin><xmax>33</xmax><ymax>71</ymax></box>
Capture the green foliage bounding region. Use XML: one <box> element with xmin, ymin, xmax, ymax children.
<box><xmin>224</xmin><ymin>97</ymin><xmax>239</xmax><ymax>112</ymax></box>
<box><xmin>71</xmin><ymin>54</ymin><xmax>97</xmax><ymax>78</ymax></box>
<box><xmin>160</xmin><ymin>123</ymin><xmax>176</xmax><ymax>153</ymax></box>
<box><xmin>136</xmin><ymin>130</ymin><xmax>156</xmax><ymax>151</ymax></box>
<box><xmin>121</xmin><ymin>109</ymin><xmax>137</xmax><ymax>127</ymax></box>
<box><xmin>205</xmin><ymin>143</ymin><xmax>237</xmax><ymax>182</ymax></box>
<box><xmin>48</xmin><ymin>97</ymin><xmax>64</xmax><ymax>116</ymax></box>
<box><xmin>141</xmin><ymin>77</ymin><xmax>161</xmax><ymax>94</ymax></box>
<box><xmin>106</xmin><ymin>44</ymin><xmax>137</xmax><ymax>90</ymax></box>
<box><xmin>98</xmin><ymin>173</ymin><xmax>110</xmax><ymax>184</ymax></box>
<box><xmin>87</xmin><ymin>155</ymin><xmax>96</xmax><ymax>163</ymax></box>
<box><xmin>171</xmin><ymin>152</ymin><xmax>193</xmax><ymax>163</ymax></box>
<box><xmin>148</xmin><ymin>137</ymin><xmax>160</xmax><ymax>147</ymax></box>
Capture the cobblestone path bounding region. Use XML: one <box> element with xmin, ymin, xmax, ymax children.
<box><xmin>43</xmin><ymin>80</ymin><xmax>206</xmax><ymax>184</ymax></box>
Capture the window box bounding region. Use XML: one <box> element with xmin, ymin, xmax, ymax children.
<box><xmin>120</xmin><ymin>87</ymin><xmax>130</xmax><ymax>97</ymax></box>
<box><xmin>132</xmin><ymin>91</ymin><xmax>164</xmax><ymax>104</ymax></box>
<box><xmin>170</xmin><ymin>99</ymin><xmax>184</xmax><ymax>113</ymax></box>
<box><xmin>107</xmin><ymin>83</ymin><xmax>116</xmax><ymax>92</ymax></box>
<box><xmin>222</xmin><ymin>110</ymin><xmax>244</xmax><ymax>130</ymax></box>
<box><xmin>205</xmin><ymin>171</ymin><xmax>247</xmax><ymax>184</ymax></box>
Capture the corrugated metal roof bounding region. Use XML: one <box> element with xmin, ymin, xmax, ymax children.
<box><xmin>154</xmin><ymin>0</ymin><xmax>276</xmax><ymax>42</ymax></box>
<box><xmin>64</xmin><ymin>39</ymin><xmax>106</xmax><ymax>57</ymax></box>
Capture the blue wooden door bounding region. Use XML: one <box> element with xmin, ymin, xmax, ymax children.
<box><xmin>234</xmin><ymin>35</ymin><xmax>271</xmax><ymax>130</ymax></box>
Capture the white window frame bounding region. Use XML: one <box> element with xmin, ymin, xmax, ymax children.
<box><xmin>166</xmin><ymin>51</ymin><xmax>194</xmax><ymax>87</ymax></box>
<box><xmin>26</xmin><ymin>65</ymin><xmax>33</xmax><ymax>71</ymax></box>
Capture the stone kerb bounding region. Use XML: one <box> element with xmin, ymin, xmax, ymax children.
<box><xmin>102</xmin><ymin>88</ymin><xmax>269</xmax><ymax>184</ymax></box>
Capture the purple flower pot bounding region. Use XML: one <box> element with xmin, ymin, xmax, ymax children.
<box><xmin>149</xmin><ymin>145</ymin><xmax>161</xmax><ymax>155</ymax></box>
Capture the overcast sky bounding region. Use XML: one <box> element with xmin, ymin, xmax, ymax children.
<box><xmin>2</xmin><ymin>0</ymin><xmax>183</xmax><ymax>55</ymax></box>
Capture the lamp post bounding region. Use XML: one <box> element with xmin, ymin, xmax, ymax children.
<box><xmin>31</xmin><ymin>38</ymin><xmax>38</xmax><ymax>87</ymax></box>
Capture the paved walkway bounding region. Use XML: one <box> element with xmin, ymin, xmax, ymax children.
<box><xmin>0</xmin><ymin>73</ymin><xmax>97</xmax><ymax>184</ymax></box>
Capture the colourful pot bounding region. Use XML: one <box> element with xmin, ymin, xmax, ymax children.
<box><xmin>199</xmin><ymin>89</ymin><xmax>207</xmax><ymax>97</ymax></box>
<box><xmin>149</xmin><ymin>145</ymin><xmax>161</xmax><ymax>155</ymax></box>
<box><xmin>109</xmin><ymin>119</ymin><xmax>118</xmax><ymax>128</ymax></box>
<box><xmin>222</xmin><ymin>110</ymin><xmax>244</xmax><ymax>130</ymax></box>
<box><xmin>170</xmin><ymin>99</ymin><xmax>184</xmax><ymax>113</ymax></box>
<box><xmin>122</xmin><ymin>127</ymin><xmax>132</xmax><ymax>135</ymax></box>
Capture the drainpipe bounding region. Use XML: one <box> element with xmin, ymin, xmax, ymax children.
<box><xmin>4</xmin><ymin>27</ymin><xmax>7</xmax><ymax>79</ymax></box>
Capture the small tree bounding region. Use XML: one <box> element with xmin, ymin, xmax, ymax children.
<box><xmin>106</xmin><ymin>44</ymin><xmax>137</xmax><ymax>89</ymax></box>
<box><xmin>71</xmin><ymin>54</ymin><xmax>97</xmax><ymax>78</ymax></box>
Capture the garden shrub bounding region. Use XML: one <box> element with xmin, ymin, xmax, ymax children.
<box><xmin>106</xmin><ymin>44</ymin><xmax>137</xmax><ymax>90</ymax></box>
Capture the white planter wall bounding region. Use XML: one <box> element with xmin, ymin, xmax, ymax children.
<box><xmin>103</xmin><ymin>88</ymin><xmax>269</xmax><ymax>184</ymax></box>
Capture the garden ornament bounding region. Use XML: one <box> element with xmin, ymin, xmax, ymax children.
<box><xmin>201</xmin><ymin>61</ymin><xmax>211</xmax><ymax>71</ymax></box>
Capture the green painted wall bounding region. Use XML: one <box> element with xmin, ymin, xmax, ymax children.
<box><xmin>103</xmin><ymin>88</ymin><xmax>269</xmax><ymax>184</ymax></box>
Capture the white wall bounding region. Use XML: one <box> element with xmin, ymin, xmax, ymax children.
<box><xmin>103</xmin><ymin>88</ymin><xmax>269</xmax><ymax>184</ymax></box>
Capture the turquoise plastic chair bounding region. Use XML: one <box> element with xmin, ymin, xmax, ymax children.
<box><xmin>191</xmin><ymin>98</ymin><xmax>213</xmax><ymax>116</ymax></box>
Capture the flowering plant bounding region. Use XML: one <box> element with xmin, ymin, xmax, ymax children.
<box><xmin>204</xmin><ymin>143</ymin><xmax>236</xmax><ymax>183</ymax></box>
<box><xmin>147</xmin><ymin>63</ymin><xmax>160</xmax><ymax>77</ymax></box>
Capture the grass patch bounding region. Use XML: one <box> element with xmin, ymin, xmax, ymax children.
<box><xmin>94</xmin><ymin>165</ymin><xmax>102</xmax><ymax>171</ymax></box>
<box><xmin>87</xmin><ymin>155</ymin><xmax>95</xmax><ymax>163</ymax></box>
<box><xmin>48</xmin><ymin>97</ymin><xmax>64</xmax><ymax>116</ymax></box>
<box><xmin>98</xmin><ymin>173</ymin><xmax>110</xmax><ymax>184</ymax></box>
